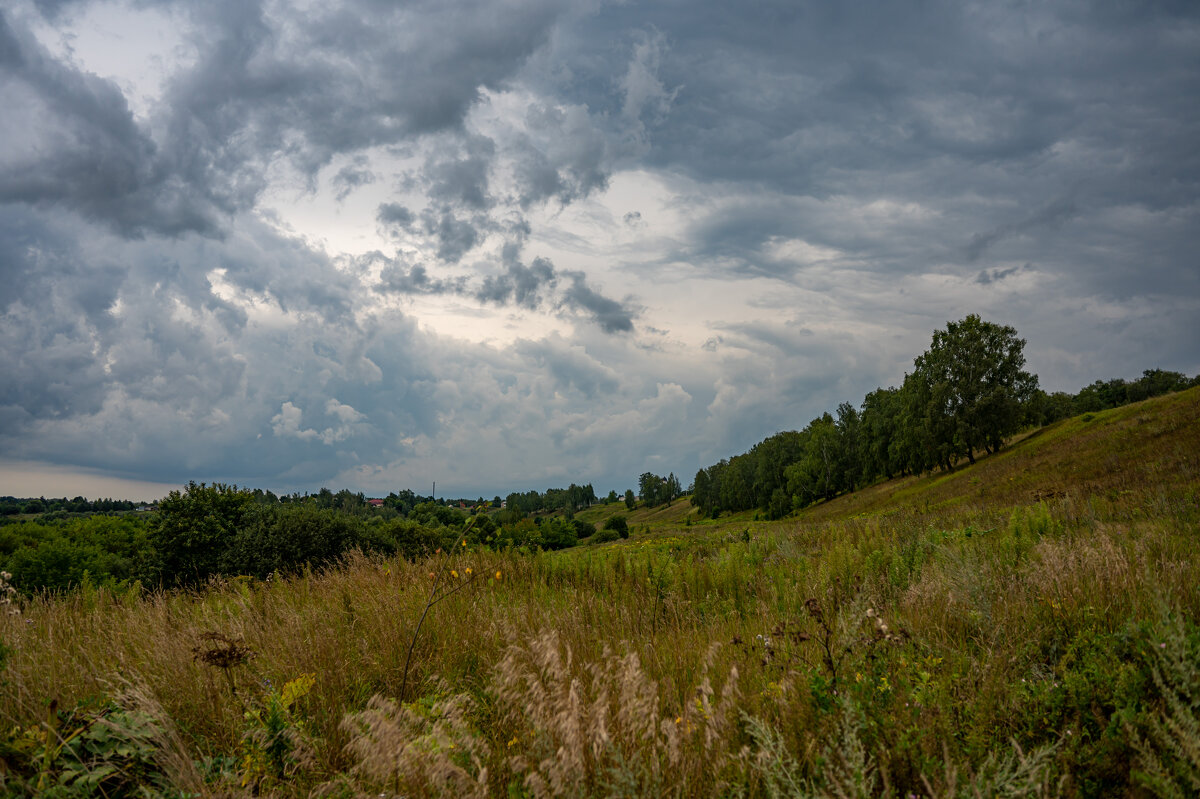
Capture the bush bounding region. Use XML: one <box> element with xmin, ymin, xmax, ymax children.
<box><xmin>150</xmin><ymin>482</ymin><xmax>254</xmax><ymax>586</ymax></box>
<box><xmin>374</xmin><ymin>518</ymin><xmax>453</xmax><ymax>559</ymax></box>
<box><xmin>539</xmin><ymin>517</ymin><xmax>579</xmax><ymax>551</ymax></box>
<box><xmin>572</xmin><ymin>519</ymin><xmax>597</xmax><ymax>539</ymax></box>
<box><xmin>603</xmin><ymin>515</ymin><xmax>629</xmax><ymax>539</ymax></box>
<box><xmin>591</xmin><ymin>529</ymin><xmax>620</xmax><ymax>544</ymax></box>
<box><xmin>220</xmin><ymin>505</ymin><xmax>367</xmax><ymax>578</ymax></box>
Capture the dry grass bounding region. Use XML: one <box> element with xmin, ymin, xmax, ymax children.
<box><xmin>1</xmin><ymin>389</ymin><xmax>1197</xmax><ymax>796</ymax></box>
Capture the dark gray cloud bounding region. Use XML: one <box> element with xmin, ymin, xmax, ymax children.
<box><xmin>331</xmin><ymin>157</ymin><xmax>376</xmax><ymax>202</ymax></box>
<box><xmin>975</xmin><ymin>263</ymin><xmax>1029</xmax><ymax>286</ymax></box>
<box><xmin>561</xmin><ymin>272</ymin><xmax>635</xmax><ymax>334</ymax></box>
<box><xmin>0</xmin><ymin>11</ymin><xmax>219</xmax><ymax>236</ymax></box>
<box><xmin>369</xmin><ymin>244</ymin><xmax>638</xmax><ymax>333</ymax></box>
<box><xmin>2</xmin><ymin>0</ymin><xmax>566</xmax><ymax>238</ymax></box>
<box><xmin>420</xmin><ymin>207</ymin><xmax>482</xmax><ymax>264</ymax></box>
<box><xmin>426</xmin><ymin>135</ymin><xmax>495</xmax><ymax>210</ymax></box>
<box><xmin>477</xmin><ymin>257</ymin><xmax>557</xmax><ymax>309</ymax></box>
<box><xmin>966</xmin><ymin>200</ymin><xmax>1077</xmax><ymax>263</ymax></box>
<box><xmin>376</xmin><ymin>203</ymin><xmax>415</xmax><ymax>228</ymax></box>
<box><xmin>475</xmin><ymin>257</ymin><xmax>637</xmax><ymax>333</ymax></box>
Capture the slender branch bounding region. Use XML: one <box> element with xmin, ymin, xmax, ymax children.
<box><xmin>400</xmin><ymin>560</ymin><xmax>445</xmax><ymax>702</ymax></box>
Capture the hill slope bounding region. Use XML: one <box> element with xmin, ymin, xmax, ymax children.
<box><xmin>0</xmin><ymin>388</ymin><xmax>1197</xmax><ymax>797</ymax></box>
<box><xmin>799</xmin><ymin>384</ymin><xmax>1199</xmax><ymax>523</ymax></box>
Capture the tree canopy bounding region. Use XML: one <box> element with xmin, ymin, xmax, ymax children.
<box><xmin>694</xmin><ymin>315</ymin><xmax>1042</xmax><ymax>518</ymax></box>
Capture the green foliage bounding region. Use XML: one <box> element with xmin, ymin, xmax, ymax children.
<box><xmin>505</xmin><ymin>483</ymin><xmax>597</xmax><ymax>516</ymax></box>
<box><xmin>239</xmin><ymin>674</ymin><xmax>317</xmax><ymax>790</ymax></box>
<box><xmin>1</xmin><ymin>516</ymin><xmax>152</xmax><ymax>593</ymax></box>
<box><xmin>571</xmin><ymin>518</ymin><xmax>596</xmax><ymax>539</ymax></box>
<box><xmin>220</xmin><ymin>504</ymin><xmax>367</xmax><ymax>578</ymax></box>
<box><xmin>602</xmin><ymin>514</ymin><xmax>629</xmax><ymax>537</ymax></box>
<box><xmin>694</xmin><ymin>316</ymin><xmax>1042</xmax><ymax>517</ymax></box>
<box><xmin>0</xmin><ymin>698</ymin><xmax>183</xmax><ymax>798</ymax></box>
<box><xmin>409</xmin><ymin>501</ymin><xmax>467</xmax><ymax>528</ymax></box>
<box><xmin>911</xmin><ymin>314</ymin><xmax>1038</xmax><ymax>464</ymax></box>
<box><xmin>373</xmin><ymin>517</ymin><xmax>454</xmax><ymax>558</ymax></box>
<box><xmin>1131</xmin><ymin>613</ymin><xmax>1200</xmax><ymax>799</ymax></box>
<box><xmin>537</xmin><ymin>517</ymin><xmax>579</xmax><ymax>551</ymax></box>
<box><xmin>639</xmin><ymin>472</ymin><xmax>682</xmax><ymax>508</ymax></box>
<box><xmin>150</xmin><ymin>482</ymin><xmax>255</xmax><ymax>586</ymax></box>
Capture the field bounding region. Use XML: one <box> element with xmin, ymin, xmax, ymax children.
<box><xmin>1</xmin><ymin>389</ymin><xmax>1198</xmax><ymax>797</ymax></box>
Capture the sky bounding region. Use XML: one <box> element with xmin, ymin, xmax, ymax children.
<box><xmin>1</xmin><ymin>0</ymin><xmax>1198</xmax><ymax>502</ymax></box>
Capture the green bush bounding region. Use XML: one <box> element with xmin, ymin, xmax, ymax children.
<box><xmin>603</xmin><ymin>515</ymin><xmax>629</xmax><ymax>538</ymax></box>
<box><xmin>220</xmin><ymin>505</ymin><xmax>367</xmax><ymax>578</ymax></box>
<box><xmin>539</xmin><ymin>517</ymin><xmax>579</xmax><ymax>550</ymax></box>
<box><xmin>149</xmin><ymin>482</ymin><xmax>254</xmax><ymax>586</ymax></box>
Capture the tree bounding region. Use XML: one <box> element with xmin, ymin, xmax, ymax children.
<box><xmin>912</xmin><ymin>315</ymin><xmax>1037</xmax><ymax>465</ymax></box>
<box><xmin>624</xmin><ymin>489</ymin><xmax>636</xmax><ymax>510</ymax></box>
<box><xmin>149</xmin><ymin>482</ymin><xmax>254</xmax><ymax>585</ymax></box>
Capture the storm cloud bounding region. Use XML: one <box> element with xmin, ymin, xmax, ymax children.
<box><xmin>1</xmin><ymin>0</ymin><xmax>1197</xmax><ymax>497</ymax></box>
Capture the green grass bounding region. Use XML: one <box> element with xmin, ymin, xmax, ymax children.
<box><xmin>1</xmin><ymin>389</ymin><xmax>1198</xmax><ymax>797</ymax></box>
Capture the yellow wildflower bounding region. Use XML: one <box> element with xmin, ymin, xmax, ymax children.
<box><xmin>451</xmin><ymin>570</ymin><xmax>459</xmax><ymax>579</ymax></box>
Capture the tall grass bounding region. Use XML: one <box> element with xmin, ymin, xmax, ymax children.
<box><xmin>1</xmin><ymin>389</ymin><xmax>1198</xmax><ymax>796</ymax></box>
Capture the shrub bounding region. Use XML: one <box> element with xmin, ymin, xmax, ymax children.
<box><xmin>539</xmin><ymin>517</ymin><xmax>579</xmax><ymax>551</ymax></box>
<box><xmin>220</xmin><ymin>505</ymin><xmax>367</xmax><ymax>578</ymax></box>
<box><xmin>591</xmin><ymin>529</ymin><xmax>620</xmax><ymax>544</ymax></box>
<box><xmin>603</xmin><ymin>515</ymin><xmax>629</xmax><ymax>538</ymax></box>
<box><xmin>149</xmin><ymin>482</ymin><xmax>254</xmax><ymax>586</ymax></box>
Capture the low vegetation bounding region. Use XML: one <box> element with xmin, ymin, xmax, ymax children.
<box><xmin>0</xmin><ymin>387</ymin><xmax>1197</xmax><ymax>796</ymax></box>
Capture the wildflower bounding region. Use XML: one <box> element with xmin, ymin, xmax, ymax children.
<box><xmin>495</xmin><ymin>571</ymin><xmax>502</xmax><ymax>580</ymax></box>
<box><xmin>508</xmin><ymin>736</ymin><xmax>519</xmax><ymax>747</ymax></box>
<box><xmin>465</xmin><ymin>567</ymin><xmax>473</xmax><ymax>575</ymax></box>
<box><xmin>675</xmin><ymin>716</ymin><xmax>682</xmax><ymax>724</ymax></box>
<box><xmin>461</xmin><ymin>539</ymin><xmax>467</xmax><ymax>547</ymax></box>
<box><xmin>428</xmin><ymin>572</ymin><xmax>436</xmax><ymax>580</ymax></box>
<box><xmin>451</xmin><ymin>570</ymin><xmax>459</xmax><ymax>579</ymax></box>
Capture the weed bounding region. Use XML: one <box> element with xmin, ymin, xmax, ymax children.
<box><xmin>239</xmin><ymin>673</ymin><xmax>318</xmax><ymax>790</ymax></box>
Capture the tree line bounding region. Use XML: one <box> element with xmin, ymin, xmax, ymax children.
<box><xmin>692</xmin><ymin>315</ymin><xmax>1198</xmax><ymax>520</ymax></box>
<box><xmin>0</xmin><ymin>496</ymin><xmax>139</xmax><ymax>517</ymax></box>
<box><xmin>0</xmin><ymin>480</ymin><xmax>630</xmax><ymax>592</ymax></box>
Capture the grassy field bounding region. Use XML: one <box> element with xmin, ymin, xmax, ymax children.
<box><xmin>1</xmin><ymin>389</ymin><xmax>1198</xmax><ymax>797</ymax></box>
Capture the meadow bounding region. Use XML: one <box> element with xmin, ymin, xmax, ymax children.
<box><xmin>1</xmin><ymin>389</ymin><xmax>1198</xmax><ymax>797</ymax></box>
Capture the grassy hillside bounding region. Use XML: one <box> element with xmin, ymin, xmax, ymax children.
<box><xmin>1</xmin><ymin>389</ymin><xmax>1197</xmax><ymax>797</ymax></box>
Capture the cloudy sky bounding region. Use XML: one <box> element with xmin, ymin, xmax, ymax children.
<box><xmin>2</xmin><ymin>0</ymin><xmax>1198</xmax><ymax>500</ymax></box>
